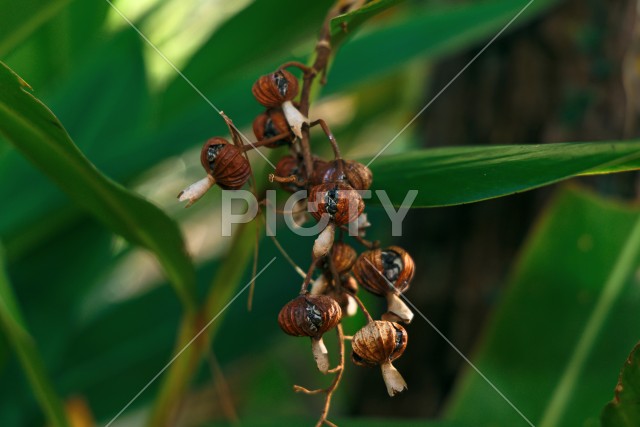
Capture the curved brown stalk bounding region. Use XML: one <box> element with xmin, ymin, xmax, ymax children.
<box><xmin>293</xmin><ymin>323</ymin><xmax>346</xmax><ymax>427</ymax></box>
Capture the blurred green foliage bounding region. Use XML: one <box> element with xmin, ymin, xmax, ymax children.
<box><xmin>0</xmin><ymin>1</ymin><xmax>639</xmax><ymax>426</ymax></box>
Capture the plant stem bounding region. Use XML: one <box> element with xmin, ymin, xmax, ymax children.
<box><xmin>293</xmin><ymin>323</ymin><xmax>346</xmax><ymax>427</ymax></box>
<box><xmin>297</xmin><ymin>6</ymin><xmax>341</xmax><ymax>181</ymax></box>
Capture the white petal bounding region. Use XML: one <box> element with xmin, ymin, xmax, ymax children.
<box><xmin>310</xmin><ymin>275</ymin><xmax>329</xmax><ymax>295</ymax></box>
<box><xmin>385</xmin><ymin>293</ymin><xmax>414</xmax><ymax>324</ymax></box>
<box><xmin>344</xmin><ymin>295</ymin><xmax>358</xmax><ymax>317</ymax></box>
<box><xmin>381</xmin><ymin>361</ymin><xmax>407</xmax><ymax>396</ymax></box>
<box><xmin>178</xmin><ymin>175</ymin><xmax>216</xmax><ymax>208</ymax></box>
<box><xmin>282</xmin><ymin>100</ymin><xmax>309</xmax><ymax>139</ymax></box>
<box><xmin>311</xmin><ymin>337</ymin><xmax>330</xmax><ymax>374</ymax></box>
<box><xmin>313</xmin><ymin>223</ymin><xmax>335</xmax><ymax>259</ymax></box>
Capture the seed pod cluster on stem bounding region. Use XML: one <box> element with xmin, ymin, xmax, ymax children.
<box><xmin>177</xmin><ymin>5</ymin><xmax>419</xmax><ymax>425</ymax></box>
<box><xmin>251</xmin><ymin>54</ymin><xmax>418</xmax><ymax>421</ymax></box>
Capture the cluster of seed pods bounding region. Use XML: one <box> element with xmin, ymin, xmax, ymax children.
<box><xmin>178</xmin><ymin>65</ymin><xmax>417</xmax><ymax>403</ymax></box>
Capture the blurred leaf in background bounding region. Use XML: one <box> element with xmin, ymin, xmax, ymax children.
<box><xmin>1</xmin><ymin>0</ymin><xmax>640</xmax><ymax>426</ymax></box>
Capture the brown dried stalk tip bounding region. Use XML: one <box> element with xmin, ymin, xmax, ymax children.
<box><xmin>351</xmin><ymin>320</ymin><xmax>408</xmax><ymax>396</ymax></box>
<box><xmin>353</xmin><ymin>246</ymin><xmax>415</xmax><ymax>323</ymax></box>
<box><xmin>278</xmin><ymin>294</ymin><xmax>342</xmax><ymax>373</ymax></box>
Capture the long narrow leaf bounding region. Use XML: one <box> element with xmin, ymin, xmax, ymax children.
<box><xmin>330</xmin><ymin>0</ymin><xmax>405</xmax><ymax>46</ymax></box>
<box><xmin>367</xmin><ymin>142</ymin><xmax>640</xmax><ymax>207</ymax></box>
<box><xmin>0</xmin><ymin>246</ymin><xmax>70</xmax><ymax>427</ymax></box>
<box><xmin>0</xmin><ymin>61</ymin><xmax>197</xmax><ymax>311</ymax></box>
<box><xmin>446</xmin><ymin>186</ymin><xmax>640</xmax><ymax>426</ymax></box>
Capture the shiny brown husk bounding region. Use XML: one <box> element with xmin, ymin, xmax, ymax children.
<box><xmin>308</xmin><ymin>182</ymin><xmax>364</xmax><ymax>226</ymax></box>
<box><xmin>352</xmin><ymin>246</ymin><xmax>415</xmax><ymax>296</ymax></box>
<box><xmin>351</xmin><ymin>320</ymin><xmax>408</xmax><ymax>366</ymax></box>
<box><xmin>278</xmin><ymin>294</ymin><xmax>342</xmax><ymax>338</ymax></box>
<box><xmin>252</xmin><ymin>69</ymin><xmax>299</xmax><ymax>108</ymax></box>
<box><xmin>252</xmin><ymin>108</ymin><xmax>293</xmax><ymax>147</ymax></box>
<box><xmin>313</xmin><ymin>159</ymin><xmax>373</xmax><ymax>190</ymax></box>
<box><xmin>199</xmin><ymin>138</ymin><xmax>251</xmax><ymax>190</ymax></box>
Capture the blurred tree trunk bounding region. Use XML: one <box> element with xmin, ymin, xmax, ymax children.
<box><xmin>352</xmin><ymin>0</ymin><xmax>638</xmax><ymax>417</ymax></box>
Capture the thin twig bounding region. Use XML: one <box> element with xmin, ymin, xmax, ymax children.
<box><xmin>310</xmin><ymin>119</ymin><xmax>342</xmax><ymax>160</ymax></box>
<box><xmin>206</xmin><ymin>348</ymin><xmax>239</xmax><ymax>424</ymax></box>
<box><xmin>242</xmin><ymin>133</ymin><xmax>290</xmax><ymax>151</ymax></box>
<box><xmin>317</xmin><ymin>324</ymin><xmax>345</xmax><ymax>427</ymax></box>
<box><xmin>297</xmin><ymin>6</ymin><xmax>341</xmax><ymax>181</ymax></box>
<box><xmin>258</xmin><ymin>212</ymin><xmax>307</xmax><ymax>278</ymax></box>
<box><xmin>352</xmin><ymin>294</ymin><xmax>374</xmax><ymax>323</ymax></box>
<box><xmin>300</xmin><ymin>258</ymin><xmax>320</xmax><ymax>293</ymax></box>
<box><xmin>292</xmin><ymin>323</ymin><xmax>346</xmax><ymax>427</ymax></box>
<box><xmin>339</xmin><ymin>225</ymin><xmax>379</xmax><ymax>249</ymax></box>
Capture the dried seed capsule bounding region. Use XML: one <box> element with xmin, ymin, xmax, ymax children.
<box><xmin>252</xmin><ymin>69</ymin><xmax>307</xmax><ymax>138</ymax></box>
<box><xmin>351</xmin><ymin>320</ymin><xmax>408</xmax><ymax>396</ymax></box>
<box><xmin>274</xmin><ymin>155</ymin><xmax>305</xmax><ymax>193</ymax></box>
<box><xmin>252</xmin><ymin>69</ymin><xmax>299</xmax><ymax>107</ymax></box>
<box><xmin>332</xmin><ymin>276</ymin><xmax>359</xmax><ymax>317</ymax></box>
<box><xmin>178</xmin><ymin>137</ymin><xmax>251</xmax><ymax>207</ymax></box>
<box><xmin>313</xmin><ymin>159</ymin><xmax>373</xmax><ymax>190</ymax></box>
<box><xmin>252</xmin><ymin>108</ymin><xmax>293</xmax><ymax>147</ymax></box>
<box><xmin>325</xmin><ymin>242</ymin><xmax>357</xmax><ymax>275</ymax></box>
<box><xmin>272</xmin><ymin>155</ymin><xmax>329</xmax><ymax>193</ymax></box>
<box><xmin>352</xmin><ymin>246</ymin><xmax>415</xmax><ymax>323</ymax></box>
<box><xmin>199</xmin><ymin>137</ymin><xmax>251</xmax><ymax>190</ymax></box>
<box><xmin>278</xmin><ymin>294</ymin><xmax>342</xmax><ymax>373</ymax></box>
<box><xmin>342</xmin><ymin>274</ymin><xmax>359</xmax><ymax>295</ymax></box>
<box><xmin>308</xmin><ymin>182</ymin><xmax>364</xmax><ymax>226</ymax></box>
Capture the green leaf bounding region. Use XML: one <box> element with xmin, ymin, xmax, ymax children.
<box><xmin>147</xmin><ymin>221</ymin><xmax>258</xmax><ymax>427</ymax></box>
<box><xmin>367</xmin><ymin>142</ymin><xmax>640</xmax><ymax>207</ymax></box>
<box><xmin>0</xmin><ymin>29</ymin><xmax>151</xmax><ymax>258</ymax></box>
<box><xmin>0</xmin><ymin>61</ymin><xmax>197</xmax><ymax>311</ymax></box>
<box><xmin>0</xmin><ymin>0</ymin><xmax>72</xmax><ymax>57</ymax></box>
<box><xmin>330</xmin><ymin>0</ymin><xmax>405</xmax><ymax>46</ymax></box>
<box><xmin>446</xmin><ymin>186</ymin><xmax>640</xmax><ymax>426</ymax></box>
<box><xmin>159</xmin><ymin>0</ymin><xmax>334</xmax><ymax>118</ymax></box>
<box><xmin>602</xmin><ymin>343</ymin><xmax>640</xmax><ymax>427</ymax></box>
<box><xmin>326</xmin><ymin>0</ymin><xmax>558</xmax><ymax>95</ymax></box>
<box><xmin>0</xmin><ymin>246</ymin><xmax>70</xmax><ymax>427</ymax></box>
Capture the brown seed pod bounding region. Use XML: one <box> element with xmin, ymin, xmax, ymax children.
<box><xmin>308</xmin><ymin>182</ymin><xmax>364</xmax><ymax>226</ymax></box>
<box><xmin>351</xmin><ymin>321</ymin><xmax>407</xmax><ymax>366</ymax></box>
<box><xmin>352</xmin><ymin>246</ymin><xmax>415</xmax><ymax>296</ymax></box>
<box><xmin>342</xmin><ymin>274</ymin><xmax>359</xmax><ymax>295</ymax></box>
<box><xmin>252</xmin><ymin>69</ymin><xmax>299</xmax><ymax>108</ymax></box>
<box><xmin>325</xmin><ymin>242</ymin><xmax>357</xmax><ymax>275</ymax></box>
<box><xmin>273</xmin><ymin>155</ymin><xmax>329</xmax><ymax>193</ymax></box>
<box><xmin>332</xmin><ymin>275</ymin><xmax>359</xmax><ymax>317</ymax></box>
<box><xmin>351</xmin><ymin>320</ymin><xmax>408</xmax><ymax>396</ymax></box>
<box><xmin>313</xmin><ymin>159</ymin><xmax>373</xmax><ymax>190</ymax></box>
<box><xmin>353</xmin><ymin>246</ymin><xmax>415</xmax><ymax>323</ymax></box>
<box><xmin>252</xmin><ymin>108</ymin><xmax>294</xmax><ymax>147</ymax></box>
<box><xmin>199</xmin><ymin>138</ymin><xmax>251</xmax><ymax>190</ymax></box>
<box><xmin>278</xmin><ymin>294</ymin><xmax>342</xmax><ymax>373</ymax></box>
<box><xmin>278</xmin><ymin>294</ymin><xmax>342</xmax><ymax>339</ymax></box>
<box><xmin>274</xmin><ymin>155</ymin><xmax>305</xmax><ymax>193</ymax></box>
